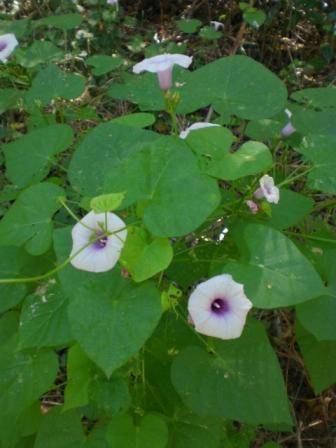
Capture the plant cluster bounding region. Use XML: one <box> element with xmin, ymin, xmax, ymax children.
<box><xmin>0</xmin><ymin>1</ymin><xmax>335</xmax><ymax>447</ymax></box>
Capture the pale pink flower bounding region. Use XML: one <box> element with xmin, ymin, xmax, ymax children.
<box><xmin>254</xmin><ymin>174</ymin><xmax>280</xmax><ymax>204</ymax></box>
<box><xmin>133</xmin><ymin>53</ymin><xmax>192</xmax><ymax>91</ymax></box>
<box><xmin>0</xmin><ymin>34</ymin><xmax>18</xmax><ymax>63</ymax></box>
<box><xmin>281</xmin><ymin>109</ymin><xmax>296</xmax><ymax>138</ymax></box>
<box><xmin>188</xmin><ymin>274</ymin><xmax>252</xmax><ymax>340</ymax></box>
<box><xmin>245</xmin><ymin>200</ymin><xmax>259</xmax><ymax>214</ymax></box>
<box><xmin>70</xmin><ymin>211</ymin><xmax>127</xmax><ymax>273</ymax></box>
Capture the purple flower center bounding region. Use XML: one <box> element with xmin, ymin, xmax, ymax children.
<box><xmin>211</xmin><ymin>298</ymin><xmax>230</xmax><ymax>315</ymax></box>
<box><xmin>0</xmin><ymin>41</ymin><xmax>7</xmax><ymax>51</ymax></box>
<box><xmin>92</xmin><ymin>232</ymin><xmax>108</xmax><ymax>250</ymax></box>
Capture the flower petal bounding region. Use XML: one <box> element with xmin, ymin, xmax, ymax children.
<box><xmin>188</xmin><ymin>274</ymin><xmax>252</xmax><ymax>340</ymax></box>
<box><xmin>0</xmin><ymin>33</ymin><xmax>18</xmax><ymax>62</ymax></box>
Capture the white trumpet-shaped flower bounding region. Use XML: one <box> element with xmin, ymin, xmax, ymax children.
<box><xmin>179</xmin><ymin>122</ymin><xmax>220</xmax><ymax>139</ymax></box>
<box><xmin>107</xmin><ymin>0</ymin><xmax>118</xmax><ymax>6</ymax></box>
<box><xmin>70</xmin><ymin>211</ymin><xmax>127</xmax><ymax>273</ymax></box>
<box><xmin>254</xmin><ymin>174</ymin><xmax>280</xmax><ymax>204</ymax></box>
<box><xmin>188</xmin><ymin>274</ymin><xmax>252</xmax><ymax>340</ymax></box>
<box><xmin>0</xmin><ymin>34</ymin><xmax>18</xmax><ymax>62</ymax></box>
<box><xmin>133</xmin><ymin>53</ymin><xmax>192</xmax><ymax>91</ymax></box>
<box><xmin>281</xmin><ymin>108</ymin><xmax>296</xmax><ymax>138</ymax></box>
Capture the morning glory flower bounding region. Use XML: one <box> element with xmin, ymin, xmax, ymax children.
<box><xmin>133</xmin><ymin>53</ymin><xmax>192</xmax><ymax>91</ymax></box>
<box><xmin>107</xmin><ymin>0</ymin><xmax>118</xmax><ymax>5</ymax></box>
<box><xmin>281</xmin><ymin>108</ymin><xmax>296</xmax><ymax>138</ymax></box>
<box><xmin>254</xmin><ymin>174</ymin><xmax>280</xmax><ymax>204</ymax></box>
<box><xmin>70</xmin><ymin>210</ymin><xmax>127</xmax><ymax>273</ymax></box>
<box><xmin>179</xmin><ymin>122</ymin><xmax>220</xmax><ymax>139</ymax></box>
<box><xmin>0</xmin><ymin>34</ymin><xmax>18</xmax><ymax>63</ymax></box>
<box><xmin>210</xmin><ymin>21</ymin><xmax>224</xmax><ymax>31</ymax></box>
<box><xmin>188</xmin><ymin>274</ymin><xmax>252</xmax><ymax>340</ymax></box>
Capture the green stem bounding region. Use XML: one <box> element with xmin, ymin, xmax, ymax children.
<box><xmin>0</xmin><ymin>226</ymin><xmax>127</xmax><ymax>285</ymax></box>
<box><xmin>278</xmin><ymin>167</ymin><xmax>312</xmax><ymax>187</ymax></box>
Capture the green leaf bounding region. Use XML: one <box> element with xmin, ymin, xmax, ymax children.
<box><xmin>0</xmin><ymin>339</ymin><xmax>58</xmax><ymax>421</ymax></box>
<box><xmin>296</xmin><ymin>295</ymin><xmax>336</xmax><ymax>341</ymax></box>
<box><xmin>176</xmin><ymin>19</ymin><xmax>202</xmax><ymax>33</ymax></box>
<box><xmin>296</xmin><ymin>322</ymin><xmax>336</xmax><ymax>393</ymax></box>
<box><xmin>184</xmin><ymin>125</ymin><xmax>235</xmax><ymax>158</ymax></box>
<box><xmin>120</xmin><ymin>226</ymin><xmax>173</xmax><ymax>282</ymax></box>
<box><xmin>0</xmin><ymin>88</ymin><xmax>21</xmax><ymax>114</ymax></box>
<box><xmin>104</xmin><ymin>136</ymin><xmax>220</xmax><ymax>237</ymax></box>
<box><xmin>292</xmin><ymin>110</ymin><xmax>336</xmax><ymax>137</ymax></box>
<box><xmin>0</xmin><ymin>247</ymin><xmax>27</xmax><ymax>313</ymax></box>
<box><xmin>199</xmin><ymin>26</ymin><xmax>222</xmax><ymax>40</ymax></box>
<box><xmin>34</xmin><ymin>13</ymin><xmax>83</xmax><ymax>30</ymax></box>
<box><xmin>86</xmin><ymin>54</ymin><xmax>123</xmax><ymax>76</ymax></box>
<box><xmin>90</xmin><ymin>376</ymin><xmax>131</xmax><ymax>418</ymax></box>
<box><xmin>171</xmin><ymin>319</ymin><xmax>292</xmax><ymax>425</ymax></box>
<box><xmin>291</xmin><ymin>87</ymin><xmax>336</xmax><ymax>110</ymax></box>
<box><xmin>90</xmin><ymin>192</ymin><xmax>125</xmax><ymax>213</ymax></box>
<box><xmin>267</xmin><ymin>189</ymin><xmax>314</xmax><ymax>230</ymax></box>
<box><xmin>224</xmin><ymin>223</ymin><xmax>325</xmax><ymax>308</ymax></box>
<box><xmin>0</xmin><ymin>182</ymin><xmax>64</xmax><ymax>255</ymax></box>
<box><xmin>243</xmin><ymin>8</ymin><xmax>266</xmax><ymax>29</ymax></box>
<box><xmin>108</xmin><ymin>72</ymin><xmax>165</xmax><ymax>111</ymax></box>
<box><xmin>19</xmin><ymin>284</ymin><xmax>72</xmax><ymax>349</ymax></box>
<box><xmin>34</xmin><ymin>408</ymin><xmax>85</xmax><ymax>448</ymax></box>
<box><xmin>0</xmin><ymin>18</ymin><xmax>30</xmax><ymax>37</ymax></box>
<box><xmin>111</xmin><ymin>112</ymin><xmax>156</xmax><ymax>128</ymax></box>
<box><xmin>68</xmin><ymin>273</ymin><xmax>162</xmax><ymax>376</ymax></box>
<box><xmin>107</xmin><ymin>414</ymin><xmax>169</xmax><ymax>448</ymax></box>
<box><xmin>86</xmin><ymin>426</ymin><xmax>109</xmax><ymax>448</ymax></box>
<box><xmin>167</xmin><ymin>242</ymin><xmax>221</xmax><ymax>289</ymax></box>
<box><xmin>68</xmin><ymin>122</ymin><xmax>159</xmax><ymax>197</ymax></box>
<box><xmin>0</xmin><ymin>311</ymin><xmax>19</xmax><ymax>344</ymax></box>
<box><xmin>296</xmin><ymin>135</ymin><xmax>336</xmax><ymax>194</ymax></box>
<box><xmin>168</xmin><ymin>412</ymin><xmax>222</xmax><ymax>448</ymax></box>
<box><xmin>199</xmin><ymin>141</ymin><xmax>272</xmax><ymax>180</ymax></box>
<box><xmin>177</xmin><ymin>56</ymin><xmax>287</xmax><ymax>118</ymax></box>
<box><xmin>25</xmin><ymin>64</ymin><xmax>85</xmax><ymax>109</ymax></box>
<box><xmin>245</xmin><ymin>117</ymin><xmax>283</xmax><ymax>140</ymax></box>
<box><xmin>64</xmin><ymin>344</ymin><xmax>94</xmax><ymax>411</ymax></box>
<box><xmin>15</xmin><ymin>41</ymin><xmax>64</xmax><ymax>68</ymax></box>
<box><xmin>4</xmin><ymin>124</ymin><xmax>73</xmax><ymax>188</ymax></box>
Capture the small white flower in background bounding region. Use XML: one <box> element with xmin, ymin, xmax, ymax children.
<box><xmin>70</xmin><ymin>211</ymin><xmax>127</xmax><ymax>273</ymax></box>
<box><xmin>179</xmin><ymin>122</ymin><xmax>220</xmax><ymax>139</ymax></box>
<box><xmin>188</xmin><ymin>274</ymin><xmax>252</xmax><ymax>340</ymax></box>
<box><xmin>133</xmin><ymin>53</ymin><xmax>192</xmax><ymax>91</ymax></box>
<box><xmin>245</xmin><ymin>200</ymin><xmax>259</xmax><ymax>214</ymax></box>
<box><xmin>0</xmin><ymin>34</ymin><xmax>18</xmax><ymax>63</ymax></box>
<box><xmin>254</xmin><ymin>174</ymin><xmax>280</xmax><ymax>204</ymax></box>
<box><xmin>107</xmin><ymin>0</ymin><xmax>118</xmax><ymax>5</ymax></box>
<box><xmin>281</xmin><ymin>108</ymin><xmax>296</xmax><ymax>138</ymax></box>
<box><xmin>210</xmin><ymin>21</ymin><xmax>224</xmax><ymax>31</ymax></box>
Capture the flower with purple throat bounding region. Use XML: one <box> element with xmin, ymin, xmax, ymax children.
<box><xmin>179</xmin><ymin>122</ymin><xmax>220</xmax><ymax>139</ymax></box>
<box><xmin>0</xmin><ymin>34</ymin><xmax>18</xmax><ymax>63</ymax></box>
<box><xmin>281</xmin><ymin>108</ymin><xmax>296</xmax><ymax>138</ymax></box>
<box><xmin>188</xmin><ymin>274</ymin><xmax>252</xmax><ymax>340</ymax></box>
<box><xmin>70</xmin><ymin>210</ymin><xmax>127</xmax><ymax>273</ymax></box>
<box><xmin>254</xmin><ymin>174</ymin><xmax>280</xmax><ymax>204</ymax></box>
<box><xmin>132</xmin><ymin>53</ymin><xmax>192</xmax><ymax>91</ymax></box>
